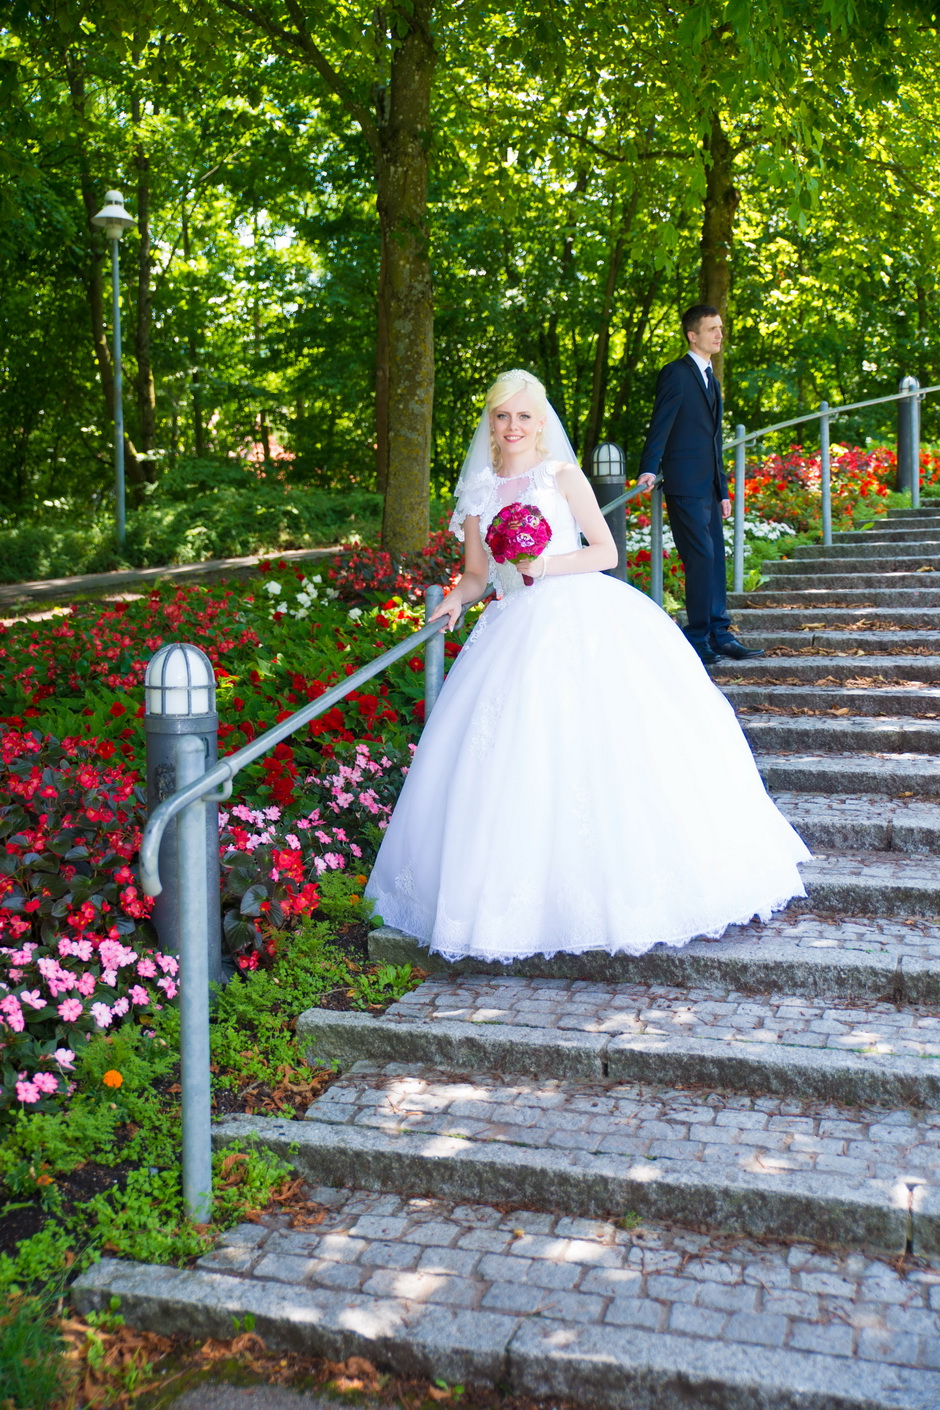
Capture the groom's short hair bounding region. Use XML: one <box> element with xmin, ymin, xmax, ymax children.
<box><xmin>681</xmin><ymin>304</ymin><xmax>720</xmax><ymax>343</ymax></box>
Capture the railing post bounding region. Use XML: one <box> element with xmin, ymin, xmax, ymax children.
<box><xmin>649</xmin><ymin>482</ymin><xmax>664</xmax><ymax>606</ymax></box>
<box><xmin>733</xmin><ymin>426</ymin><xmax>746</xmax><ymax>593</ymax></box>
<box><xmin>176</xmin><ymin>733</ymin><xmax>214</xmax><ymax>1224</ymax></box>
<box><xmin>424</xmin><ymin>584</ymin><xmax>445</xmax><ymax>718</ymax></box>
<box><xmin>819</xmin><ymin>401</ymin><xmax>832</xmax><ymax>547</ymax></box>
<box><xmin>897</xmin><ymin>375</ymin><xmax>918</xmax><ymax>496</ymax></box>
<box><xmin>912</xmin><ymin>379</ymin><xmax>921</xmax><ymax>509</ymax></box>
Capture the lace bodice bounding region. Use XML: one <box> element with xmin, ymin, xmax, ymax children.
<box><xmin>449</xmin><ymin>460</ymin><xmax>582</xmax><ymax>597</ymax></box>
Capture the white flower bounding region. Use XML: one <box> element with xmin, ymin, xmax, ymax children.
<box><xmin>311</xmin><ymin>574</ymin><xmax>322</xmax><ymax>584</ymax></box>
<box><xmin>348</xmin><ymin>607</ymin><xmax>363</xmax><ymax>620</ymax></box>
<box><xmin>293</xmin><ymin>608</ymin><xmax>309</xmax><ymax>620</ymax></box>
<box><xmin>296</xmin><ymin>592</ymin><xmax>311</xmax><ymax>607</ymax></box>
<box><xmin>264</xmin><ymin>580</ymin><xmax>282</xmax><ymax>595</ymax></box>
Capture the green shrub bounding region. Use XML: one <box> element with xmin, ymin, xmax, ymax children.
<box><xmin>0</xmin><ymin>1293</ymin><xmax>67</xmax><ymax>1409</ymax></box>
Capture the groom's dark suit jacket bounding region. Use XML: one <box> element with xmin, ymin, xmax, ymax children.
<box><xmin>637</xmin><ymin>353</ymin><xmax>727</xmax><ymax>499</ymax></box>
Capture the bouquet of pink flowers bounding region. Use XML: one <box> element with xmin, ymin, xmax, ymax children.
<box><xmin>485</xmin><ymin>502</ymin><xmax>552</xmax><ymax>584</ymax></box>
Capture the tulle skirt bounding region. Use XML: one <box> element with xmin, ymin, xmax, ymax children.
<box><xmin>365</xmin><ymin>573</ymin><xmax>810</xmax><ymax>963</ymax></box>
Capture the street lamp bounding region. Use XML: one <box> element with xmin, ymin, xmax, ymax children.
<box><xmin>591</xmin><ymin>441</ymin><xmax>627</xmax><ymax>582</ymax></box>
<box><xmin>91</xmin><ymin>190</ymin><xmax>136</xmax><ymax>547</ymax></box>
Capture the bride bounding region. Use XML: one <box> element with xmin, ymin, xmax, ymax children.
<box><xmin>365</xmin><ymin>369</ymin><xmax>810</xmax><ymax>964</ymax></box>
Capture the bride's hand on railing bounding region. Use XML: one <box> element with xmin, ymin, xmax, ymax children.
<box><xmin>429</xmin><ymin>591</ymin><xmax>464</xmax><ymax>632</ymax></box>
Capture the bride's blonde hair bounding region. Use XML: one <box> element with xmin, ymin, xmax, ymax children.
<box><xmin>486</xmin><ymin>369</ymin><xmax>549</xmax><ymax>470</ymax></box>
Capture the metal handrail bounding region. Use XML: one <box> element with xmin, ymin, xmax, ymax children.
<box><xmin>722</xmin><ymin>382</ymin><xmax>940</xmax><ymax>451</ymax></box>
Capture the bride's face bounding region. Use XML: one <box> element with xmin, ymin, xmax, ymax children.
<box><xmin>491</xmin><ymin>390</ymin><xmax>545</xmax><ymax>460</ymax></box>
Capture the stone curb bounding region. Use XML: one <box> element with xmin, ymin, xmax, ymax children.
<box><xmin>210</xmin><ymin>1115</ymin><xmax>912</xmax><ymax>1255</ymax></box>
<box><xmin>297</xmin><ymin>1009</ymin><xmax>940</xmax><ymax>1109</ymax></box>
<box><xmin>735</xmin><ymin>608</ymin><xmax>940</xmax><ymax>629</ymax></box>
<box><xmin>763</xmin><ymin>556</ymin><xmax>940</xmax><ymax>574</ymax></box>
<box><xmin>367</xmin><ymin>926</ymin><xmax>940</xmax><ymax>1003</ymax></box>
<box><xmin>791</xmin><ymin>543</ymin><xmax>940</xmax><ymax>561</ymax></box>
<box><xmin>729</xmin><ymin>589</ymin><xmax>940</xmax><ymax>608</ymax></box>
<box><xmin>770</xmin><ymin>794</ymin><xmax>940</xmax><ymax>854</ymax></box>
<box><xmin>70</xmin><ymin>1257</ymin><xmax>940</xmax><ymax>1410</ymax></box>
<box><xmin>0</xmin><ymin>545</ymin><xmax>338</xmax><ymax>607</ymax></box>
<box><xmin>759</xmin><ymin>572</ymin><xmax>940</xmax><ymax>590</ymax></box>
<box><xmin>712</xmin><ymin>656</ymin><xmax>940</xmax><ymax>682</ymax></box>
<box><xmin>746</xmin><ymin>632</ymin><xmax>940</xmax><ymax>651</ymax></box>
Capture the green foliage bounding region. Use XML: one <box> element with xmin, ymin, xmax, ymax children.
<box><xmin>0</xmin><ymin>1293</ymin><xmax>67</xmax><ymax>1410</ymax></box>
<box><xmin>349</xmin><ymin>962</ymin><xmax>420</xmax><ymax>1010</ymax></box>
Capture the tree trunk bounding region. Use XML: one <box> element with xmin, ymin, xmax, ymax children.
<box><xmin>583</xmin><ymin>187</ymin><xmax>640</xmax><ymax>461</ymax></box>
<box><xmin>376</xmin><ymin>0</ymin><xmax>435</xmax><ymax>558</ymax></box>
<box><xmin>698</xmin><ymin>109</ymin><xmax>738</xmax><ymax>385</ymax></box>
<box><xmin>181</xmin><ymin>204</ymin><xmax>206</xmax><ymax>458</ymax></box>
<box><xmin>132</xmin><ymin>91</ymin><xmax>157</xmax><ymax>492</ymax></box>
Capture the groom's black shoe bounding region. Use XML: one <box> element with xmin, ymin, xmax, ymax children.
<box><xmin>710</xmin><ymin>636</ymin><xmax>764</xmax><ymax>660</ymax></box>
<box><xmin>691</xmin><ymin>641</ymin><xmax>721</xmax><ymax>666</ymax></box>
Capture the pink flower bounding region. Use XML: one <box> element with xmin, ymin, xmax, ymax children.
<box><xmin>76</xmin><ymin>972</ymin><xmax>96</xmax><ymax>997</ymax></box>
<box><xmin>157</xmin><ymin>977</ymin><xmax>178</xmax><ymax>999</ymax></box>
<box><xmin>20</xmin><ymin>989</ymin><xmax>45</xmax><ymax>1010</ymax></box>
<box><xmin>54</xmin><ymin>1048</ymin><xmax>75</xmax><ymax>1069</ymax></box>
<box><xmin>33</xmin><ymin>1071</ymin><xmax>60</xmax><ymax>1094</ymax></box>
<box><xmin>129</xmin><ymin>985</ymin><xmax>149</xmax><ymax>1005</ymax></box>
<box><xmin>15</xmin><ymin>1078</ymin><xmax>41</xmax><ymax>1104</ymax></box>
<box><xmin>156</xmin><ymin>954</ymin><xmax>179</xmax><ymax>976</ymax></box>
<box><xmin>0</xmin><ymin>996</ymin><xmax>24</xmax><ymax>1033</ymax></box>
<box><xmin>57</xmin><ymin>998</ymin><xmax>83</xmax><ymax>1022</ymax></box>
<box><xmin>90</xmin><ymin>1001</ymin><xmax>113</xmax><ymax>1028</ymax></box>
<box><xmin>137</xmin><ymin>958</ymin><xmax>157</xmax><ymax>979</ymax></box>
<box><xmin>111</xmin><ymin>996</ymin><xmax>129</xmax><ymax>1018</ymax></box>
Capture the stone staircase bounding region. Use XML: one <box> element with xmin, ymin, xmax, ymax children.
<box><xmin>73</xmin><ymin>506</ymin><xmax>940</xmax><ymax>1408</ymax></box>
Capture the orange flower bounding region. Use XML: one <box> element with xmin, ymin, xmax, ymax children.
<box><xmin>35</xmin><ymin>1173</ymin><xmax>54</xmax><ymax>1187</ymax></box>
<box><xmin>355</xmin><ymin>875</ymin><xmax>368</xmax><ymax>886</ymax></box>
<box><xmin>349</xmin><ymin>895</ymin><xmax>360</xmax><ymax>905</ymax></box>
<box><xmin>102</xmin><ymin>1069</ymin><xmax>123</xmax><ymax>1089</ymax></box>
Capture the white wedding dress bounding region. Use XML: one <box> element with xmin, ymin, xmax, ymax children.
<box><xmin>365</xmin><ymin>460</ymin><xmax>810</xmax><ymax>963</ymax></box>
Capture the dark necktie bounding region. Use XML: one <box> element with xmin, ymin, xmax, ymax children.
<box><xmin>705</xmin><ymin>365</ymin><xmax>717</xmax><ymax>410</ymax></box>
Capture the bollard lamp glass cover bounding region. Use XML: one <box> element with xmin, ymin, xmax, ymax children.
<box><xmin>592</xmin><ymin>441</ymin><xmax>625</xmax><ymax>477</ymax></box>
<box><xmin>91</xmin><ymin>189</ymin><xmax>136</xmax><ymax>242</ymax></box>
<box><xmin>145</xmin><ymin>643</ymin><xmax>216</xmax><ymax>716</ymax></box>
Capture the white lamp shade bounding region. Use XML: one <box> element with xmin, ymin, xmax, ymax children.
<box><xmin>91</xmin><ymin>189</ymin><xmax>136</xmax><ymax>240</ymax></box>
<box><xmin>592</xmin><ymin>441</ymin><xmax>625</xmax><ymax>476</ymax></box>
<box><xmin>145</xmin><ymin>643</ymin><xmax>215</xmax><ymax>717</ymax></box>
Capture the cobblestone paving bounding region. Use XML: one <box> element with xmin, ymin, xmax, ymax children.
<box><xmin>383</xmin><ymin>974</ymin><xmax>940</xmax><ymax>1061</ymax></box>
<box><xmin>195</xmin><ymin>1186</ymin><xmax>940</xmax><ymax>1372</ymax></box>
<box><xmin>304</xmin><ymin>1062</ymin><xmax>940</xmax><ymax>1186</ymax></box>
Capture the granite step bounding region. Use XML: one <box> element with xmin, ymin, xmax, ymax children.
<box><xmin>790</xmin><ymin>542</ymin><xmax>940</xmax><ymax>561</ymax></box>
<box><xmin>71</xmin><ymin>1191</ymin><xmax>940</xmax><ymax>1410</ymax></box>
<box><xmin>742</xmin><ymin>713</ymin><xmax>940</xmax><ymax>753</ymax></box>
<box><xmin>798</xmin><ymin>852</ymin><xmax>940</xmax><ymax>918</ymax></box>
<box><xmin>762</xmin><ymin>556</ymin><xmax>940</xmax><ymax>576</ymax></box>
<box><xmin>368</xmin><ymin>914</ymin><xmax>940</xmax><ymax>1004</ymax></box>
<box><xmin>755</xmin><ymin>571</ymin><xmax>940</xmax><ymax>591</ymax></box>
<box><xmin>771</xmin><ymin>791</ymin><xmax>940</xmax><ymax>854</ymax></box>
<box><xmin>724</xmin><ymin>684</ymin><xmax>940</xmax><ymax>717</ymax></box>
<box><xmin>833</xmin><ymin>526</ymin><xmax>940</xmax><ymax>542</ymax></box>
<box><xmin>209</xmin><ymin>1062</ymin><xmax>940</xmax><ymax>1256</ymax></box>
<box><xmin>297</xmin><ymin>977</ymin><xmax>940</xmax><ymax>1108</ymax></box>
<box><xmin>727</xmin><ymin>589</ymin><xmax>940</xmax><ymax>609</ymax></box>
<box><xmin>755</xmin><ymin>750</ymin><xmax>940</xmax><ymax>797</ymax></box>
<box><xmin>710</xmin><ymin>655</ymin><xmax>940</xmax><ymax>683</ymax></box>
<box><xmin>889</xmin><ymin>505</ymin><xmax>940</xmax><ymax>518</ymax></box>
<box><xmin>732</xmin><ymin>607</ymin><xmax>940</xmax><ymax>630</ymax></box>
<box><xmin>741</xmin><ymin>630</ymin><xmax>940</xmax><ymax>652</ymax></box>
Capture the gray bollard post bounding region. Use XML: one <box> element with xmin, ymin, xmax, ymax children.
<box><xmin>733</xmin><ymin>425</ymin><xmax>746</xmax><ymax>592</ymax></box>
<box><xmin>911</xmin><ymin>379</ymin><xmax>922</xmax><ymax>509</ymax></box>
<box><xmin>820</xmin><ymin>402</ymin><xmax>832</xmax><ymax>547</ymax></box>
<box><xmin>591</xmin><ymin>442</ymin><xmax>627</xmax><ymax>581</ymax></box>
<box><xmin>424</xmin><ymin>585</ymin><xmax>445</xmax><ymax>718</ymax></box>
<box><xmin>897</xmin><ymin>375</ymin><xmax>918</xmax><ymax>495</ymax></box>
<box><xmin>650</xmin><ymin>483</ymin><xmax>664</xmax><ymax>606</ymax></box>
<box><xmin>176</xmin><ymin>734</ymin><xmax>214</xmax><ymax>1224</ymax></box>
<box><xmin>144</xmin><ymin>644</ymin><xmax>223</xmax><ymax>988</ymax></box>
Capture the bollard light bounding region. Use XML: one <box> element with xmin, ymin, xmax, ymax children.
<box><xmin>91</xmin><ymin>190</ymin><xmax>136</xmax><ymax>548</ymax></box>
<box><xmin>144</xmin><ymin>644</ymin><xmax>223</xmax><ymax>989</ymax></box>
<box><xmin>591</xmin><ymin>441</ymin><xmax>628</xmax><ymax>581</ymax></box>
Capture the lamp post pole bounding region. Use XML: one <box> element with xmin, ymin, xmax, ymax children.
<box><xmin>591</xmin><ymin>442</ymin><xmax>627</xmax><ymax>582</ymax></box>
<box><xmin>91</xmin><ymin>190</ymin><xmax>136</xmax><ymax>548</ymax></box>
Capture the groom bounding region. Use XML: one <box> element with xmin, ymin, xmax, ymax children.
<box><xmin>637</xmin><ymin>305</ymin><xmax>762</xmax><ymax>666</ymax></box>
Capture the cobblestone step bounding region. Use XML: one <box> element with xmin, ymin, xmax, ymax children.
<box><xmin>369</xmin><ymin>915</ymin><xmax>940</xmax><ymax>1004</ymax></box>
<box><xmin>756</xmin><ymin>750</ymin><xmax>940</xmax><ymax>797</ymax></box>
<box><xmin>728</xmin><ymin>588</ymin><xmax>940</xmax><ymax>609</ymax></box>
<box><xmin>889</xmin><ymin>505</ymin><xmax>940</xmax><ymax>518</ymax></box>
<box><xmin>711</xmin><ymin>655</ymin><xmax>940</xmax><ymax>683</ymax></box>
<box><xmin>757</xmin><ymin>570</ymin><xmax>940</xmax><ymax>591</ymax></box>
<box><xmin>725</xmin><ymin>684</ymin><xmax>940</xmax><ymax>716</ymax></box>
<box><xmin>833</xmin><ymin>526</ymin><xmax>940</xmax><ymax>542</ymax></box>
<box><xmin>742</xmin><ymin>714</ymin><xmax>940</xmax><ymax>753</ymax></box>
<box><xmin>772</xmin><ymin>791</ymin><xmax>940</xmax><ymax>854</ymax></box>
<box><xmin>798</xmin><ymin>852</ymin><xmax>940</xmax><ymax>918</ymax></box>
<box><xmin>734</xmin><ymin>607</ymin><xmax>940</xmax><ymax>630</ymax></box>
<box><xmin>297</xmin><ymin>978</ymin><xmax>940</xmax><ymax>1108</ymax></box>
<box><xmin>208</xmin><ymin>1063</ymin><xmax>940</xmax><ymax>1256</ymax></box>
<box><xmin>71</xmin><ymin>1189</ymin><xmax>940</xmax><ymax>1410</ymax></box>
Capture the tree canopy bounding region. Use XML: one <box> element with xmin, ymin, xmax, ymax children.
<box><xmin>2</xmin><ymin>0</ymin><xmax>940</xmax><ymax>553</ymax></box>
